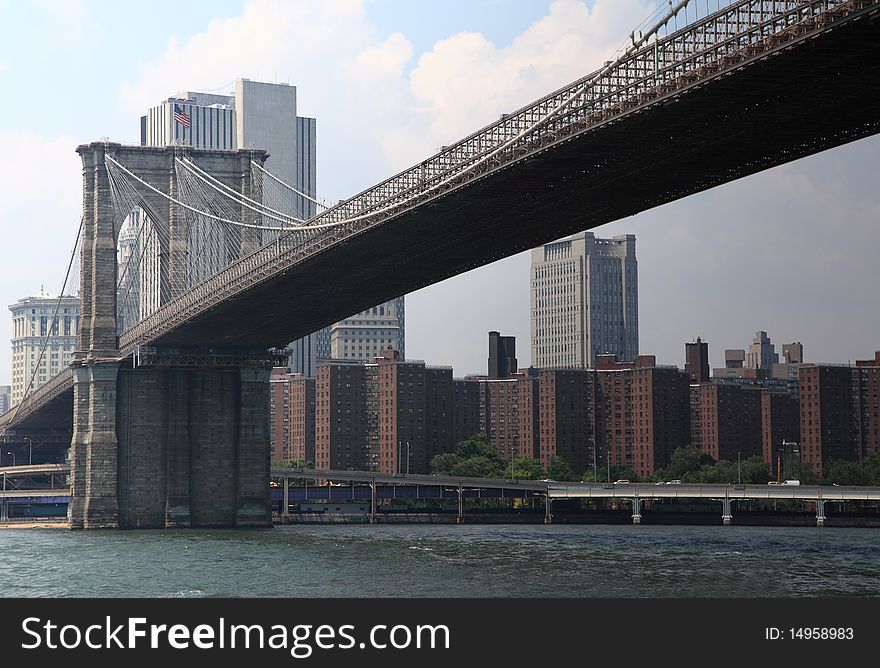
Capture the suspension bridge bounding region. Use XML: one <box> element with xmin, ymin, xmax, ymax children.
<box><xmin>1</xmin><ymin>0</ymin><xmax>878</xmax><ymax>528</ymax></box>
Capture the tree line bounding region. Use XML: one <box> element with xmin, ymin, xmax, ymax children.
<box><xmin>430</xmin><ymin>435</ymin><xmax>880</xmax><ymax>486</ymax></box>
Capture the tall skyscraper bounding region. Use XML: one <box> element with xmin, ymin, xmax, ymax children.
<box><xmin>141</xmin><ymin>80</ymin><xmax>403</xmax><ymax>374</ymax></box>
<box><xmin>9</xmin><ymin>289</ymin><xmax>79</xmax><ymax>406</ymax></box>
<box><xmin>531</xmin><ymin>232</ymin><xmax>638</xmax><ymax>369</ymax></box>
<box><xmin>488</xmin><ymin>331</ymin><xmax>517</xmax><ymax>378</ymax></box>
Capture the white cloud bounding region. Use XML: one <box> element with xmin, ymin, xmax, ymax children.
<box><xmin>386</xmin><ymin>0</ymin><xmax>655</xmax><ymax>166</ymax></box>
<box><xmin>0</xmin><ymin>59</ymin><xmax>8</xmax><ymax>73</ymax></box>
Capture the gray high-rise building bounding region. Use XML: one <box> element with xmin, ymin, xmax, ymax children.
<box><xmin>746</xmin><ymin>330</ymin><xmax>779</xmax><ymax>371</ymax></box>
<box><xmin>0</xmin><ymin>385</ymin><xmax>10</xmax><ymax>415</ymax></box>
<box><xmin>140</xmin><ymin>79</ymin><xmax>403</xmax><ymax>374</ymax></box>
<box><xmin>531</xmin><ymin>232</ymin><xmax>638</xmax><ymax>369</ymax></box>
<box><xmin>329</xmin><ymin>296</ymin><xmax>405</xmax><ymax>363</ymax></box>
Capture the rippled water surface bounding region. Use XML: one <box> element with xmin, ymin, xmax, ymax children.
<box><xmin>1</xmin><ymin>524</ymin><xmax>879</xmax><ymax>597</ymax></box>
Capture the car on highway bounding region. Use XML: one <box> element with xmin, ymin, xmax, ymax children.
<box><xmin>666</xmin><ymin>480</ymin><xmax>682</xmax><ymax>485</ymax></box>
<box><xmin>613</xmin><ymin>479</ymin><xmax>630</xmax><ymax>484</ymax></box>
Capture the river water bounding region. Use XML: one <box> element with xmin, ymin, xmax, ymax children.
<box><xmin>1</xmin><ymin>524</ymin><xmax>878</xmax><ymax>598</ymax></box>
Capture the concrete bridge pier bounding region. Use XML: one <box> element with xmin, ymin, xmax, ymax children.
<box><xmin>544</xmin><ymin>494</ymin><xmax>553</xmax><ymax>524</ymax></box>
<box><xmin>281</xmin><ymin>477</ymin><xmax>290</xmax><ymax>524</ymax></box>
<box><xmin>722</xmin><ymin>498</ymin><xmax>733</xmax><ymax>526</ymax></box>
<box><xmin>631</xmin><ymin>496</ymin><xmax>642</xmax><ymax>525</ymax></box>
<box><xmin>816</xmin><ymin>499</ymin><xmax>826</xmax><ymax>527</ymax></box>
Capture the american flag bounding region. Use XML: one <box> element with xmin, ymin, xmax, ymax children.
<box><xmin>173</xmin><ymin>104</ymin><xmax>191</xmax><ymax>128</ymax></box>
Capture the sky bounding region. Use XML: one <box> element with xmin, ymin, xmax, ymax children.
<box><xmin>0</xmin><ymin>0</ymin><xmax>878</xmax><ymax>386</ymax></box>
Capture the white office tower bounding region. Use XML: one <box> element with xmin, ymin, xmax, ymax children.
<box><xmin>9</xmin><ymin>289</ymin><xmax>80</xmax><ymax>406</ymax></box>
<box><xmin>531</xmin><ymin>232</ymin><xmax>638</xmax><ymax>369</ymax></box>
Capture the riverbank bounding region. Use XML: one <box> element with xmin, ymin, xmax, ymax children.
<box><xmin>0</xmin><ymin>520</ymin><xmax>67</xmax><ymax>529</ymax></box>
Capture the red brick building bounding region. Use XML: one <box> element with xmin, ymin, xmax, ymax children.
<box><xmin>269</xmin><ymin>368</ymin><xmax>315</xmax><ymax>464</ymax></box>
<box><xmin>595</xmin><ymin>355</ymin><xmax>691</xmax><ymax>479</ymax></box>
<box><xmin>800</xmin><ymin>352</ymin><xmax>880</xmax><ymax>477</ymax></box>
<box><xmin>480</xmin><ymin>375</ymin><xmax>539</xmax><ymax>460</ymax></box>
<box><xmin>538</xmin><ymin>368</ymin><xmax>595</xmax><ymax>474</ymax></box>
<box><xmin>692</xmin><ymin>382</ymin><xmax>763</xmax><ymax>464</ymax></box>
<box><xmin>315</xmin><ymin>350</ymin><xmax>453</xmax><ymax>474</ymax></box>
<box><xmin>315</xmin><ymin>362</ymin><xmax>367</xmax><ymax>471</ymax></box>
<box><xmin>452</xmin><ymin>379</ymin><xmax>482</xmax><ymax>444</ymax></box>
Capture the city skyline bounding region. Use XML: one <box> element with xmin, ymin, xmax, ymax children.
<box><xmin>1</xmin><ymin>0</ymin><xmax>878</xmax><ymax>387</ymax></box>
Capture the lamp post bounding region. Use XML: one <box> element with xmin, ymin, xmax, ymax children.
<box><xmin>406</xmin><ymin>441</ymin><xmax>411</xmax><ymax>475</ymax></box>
<box><xmin>738</xmin><ymin>451</ymin><xmax>741</xmax><ymax>485</ymax></box>
<box><xmin>5</xmin><ymin>452</ymin><xmax>14</xmax><ymax>467</ymax></box>
<box><xmin>27</xmin><ymin>438</ymin><xmax>32</xmax><ymax>466</ymax></box>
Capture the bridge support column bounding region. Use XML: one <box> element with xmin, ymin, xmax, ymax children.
<box><xmin>457</xmin><ymin>485</ymin><xmax>464</xmax><ymax>524</ymax></box>
<box><xmin>722</xmin><ymin>498</ymin><xmax>733</xmax><ymax>526</ymax></box>
<box><xmin>164</xmin><ymin>371</ymin><xmax>191</xmax><ymax>528</ymax></box>
<box><xmin>236</xmin><ymin>369</ymin><xmax>272</xmax><ymax>527</ymax></box>
<box><xmin>816</xmin><ymin>499</ymin><xmax>826</xmax><ymax>527</ymax></box>
<box><xmin>369</xmin><ymin>481</ymin><xmax>377</xmax><ymax>524</ymax></box>
<box><xmin>282</xmin><ymin>477</ymin><xmax>290</xmax><ymax>524</ymax></box>
<box><xmin>544</xmin><ymin>494</ymin><xmax>553</xmax><ymax>524</ymax></box>
<box><xmin>631</xmin><ymin>496</ymin><xmax>641</xmax><ymax>525</ymax></box>
<box><xmin>69</xmin><ymin>362</ymin><xmax>120</xmax><ymax>529</ymax></box>
<box><xmin>67</xmin><ymin>366</ymin><xmax>90</xmax><ymax>529</ymax></box>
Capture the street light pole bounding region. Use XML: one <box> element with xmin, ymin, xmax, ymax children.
<box><xmin>6</xmin><ymin>452</ymin><xmax>14</xmax><ymax>467</ymax></box>
<box><xmin>27</xmin><ymin>438</ymin><xmax>32</xmax><ymax>466</ymax></box>
<box><xmin>406</xmin><ymin>441</ymin><xmax>410</xmax><ymax>475</ymax></box>
<box><xmin>738</xmin><ymin>451</ymin><xmax>741</xmax><ymax>484</ymax></box>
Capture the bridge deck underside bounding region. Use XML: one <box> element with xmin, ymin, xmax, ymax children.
<box><xmin>4</xmin><ymin>11</ymin><xmax>880</xmax><ymax>432</ymax></box>
<box><xmin>156</xmin><ymin>17</ymin><xmax>880</xmax><ymax>350</ymax></box>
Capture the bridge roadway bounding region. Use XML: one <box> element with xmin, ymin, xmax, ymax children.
<box><xmin>4</xmin><ymin>0</ymin><xmax>880</xmax><ymax>433</ymax></box>
<box><xmin>3</xmin><ymin>464</ymin><xmax>879</xmax><ymax>526</ymax></box>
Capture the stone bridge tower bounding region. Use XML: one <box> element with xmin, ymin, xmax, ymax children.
<box><xmin>69</xmin><ymin>142</ymin><xmax>276</xmax><ymax>529</ymax></box>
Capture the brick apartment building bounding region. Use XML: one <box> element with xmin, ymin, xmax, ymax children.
<box><xmin>595</xmin><ymin>355</ymin><xmax>691</xmax><ymax>479</ymax></box>
<box><xmin>314</xmin><ymin>349</ymin><xmax>453</xmax><ymax>474</ymax></box>
<box><xmin>269</xmin><ymin>368</ymin><xmax>315</xmax><ymax>464</ymax></box>
<box><xmin>799</xmin><ymin>351</ymin><xmax>880</xmax><ymax>477</ymax></box>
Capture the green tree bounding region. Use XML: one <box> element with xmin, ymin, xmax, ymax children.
<box><xmin>583</xmin><ymin>465</ymin><xmax>639</xmax><ymax>483</ymax></box>
<box><xmin>823</xmin><ymin>460</ymin><xmax>869</xmax><ymax>486</ymax></box>
<box><xmin>547</xmin><ymin>456</ymin><xmax>578</xmax><ymax>482</ymax></box>
<box><xmin>430</xmin><ymin>453</ymin><xmax>463</xmax><ymax>476</ymax></box>
<box><xmin>454</xmin><ymin>433</ymin><xmax>499</xmax><ymax>460</ymax></box>
<box><xmin>509</xmin><ymin>456</ymin><xmax>546</xmax><ymax>480</ymax></box>
<box><xmin>455</xmin><ymin>456</ymin><xmax>505</xmax><ymax>479</ymax></box>
<box><xmin>272</xmin><ymin>458</ymin><xmax>314</xmax><ymax>469</ymax></box>
<box><xmin>863</xmin><ymin>452</ymin><xmax>880</xmax><ymax>485</ymax></box>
